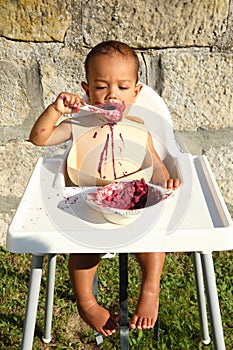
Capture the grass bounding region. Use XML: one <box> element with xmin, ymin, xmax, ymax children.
<box><xmin>0</xmin><ymin>246</ymin><xmax>232</xmax><ymax>349</ymax></box>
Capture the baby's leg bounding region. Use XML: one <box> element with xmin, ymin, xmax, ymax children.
<box><xmin>130</xmin><ymin>252</ymin><xmax>165</xmax><ymax>330</ymax></box>
<box><xmin>68</xmin><ymin>253</ymin><xmax>119</xmax><ymax>336</ymax></box>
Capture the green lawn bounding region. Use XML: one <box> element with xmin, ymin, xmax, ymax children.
<box><xmin>0</xmin><ymin>247</ymin><xmax>232</xmax><ymax>349</ymax></box>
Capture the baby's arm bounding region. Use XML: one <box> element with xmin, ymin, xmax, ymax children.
<box><xmin>30</xmin><ymin>92</ymin><xmax>86</xmax><ymax>146</ymax></box>
<box><xmin>147</xmin><ymin>133</ymin><xmax>180</xmax><ymax>190</ymax></box>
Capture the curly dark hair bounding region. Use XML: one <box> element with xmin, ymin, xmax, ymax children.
<box><xmin>85</xmin><ymin>40</ymin><xmax>139</xmax><ymax>82</ymax></box>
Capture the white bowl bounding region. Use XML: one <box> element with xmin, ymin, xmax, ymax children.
<box><xmin>85</xmin><ymin>181</ymin><xmax>173</xmax><ymax>225</ymax></box>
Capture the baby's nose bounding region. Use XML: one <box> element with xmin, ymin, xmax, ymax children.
<box><xmin>106</xmin><ymin>88</ymin><xmax>118</xmax><ymax>101</ymax></box>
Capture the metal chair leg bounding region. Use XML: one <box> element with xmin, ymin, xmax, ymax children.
<box><xmin>153</xmin><ymin>315</ymin><xmax>160</xmax><ymax>342</ymax></box>
<box><xmin>119</xmin><ymin>253</ymin><xmax>129</xmax><ymax>350</ymax></box>
<box><xmin>93</xmin><ymin>254</ymin><xmax>129</xmax><ymax>348</ymax></box>
<box><xmin>21</xmin><ymin>254</ymin><xmax>44</xmax><ymax>350</ymax></box>
<box><xmin>93</xmin><ymin>271</ymin><xmax>104</xmax><ymax>345</ymax></box>
<box><xmin>42</xmin><ymin>254</ymin><xmax>56</xmax><ymax>344</ymax></box>
<box><xmin>192</xmin><ymin>252</ymin><xmax>210</xmax><ymax>345</ymax></box>
<box><xmin>93</xmin><ymin>253</ymin><xmax>160</xmax><ymax>348</ymax></box>
<box><xmin>201</xmin><ymin>252</ymin><xmax>226</xmax><ymax>350</ymax></box>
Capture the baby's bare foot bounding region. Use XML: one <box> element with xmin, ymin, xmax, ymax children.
<box><xmin>130</xmin><ymin>289</ymin><xmax>160</xmax><ymax>330</ymax></box>
<box><xmin>77</xmin><ymin>300</ymin><xmax>120</xmax><ymax>336</ymax></box>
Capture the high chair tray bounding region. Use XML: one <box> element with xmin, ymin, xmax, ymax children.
<box><xmin>7</xmin><ymin>155</ymin><xmax>233</xmax><ymax>254</ymax></box>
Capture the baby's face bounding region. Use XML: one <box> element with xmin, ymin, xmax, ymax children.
<box><xmin>82</xmin><ymin>54</ymin><xmax>142</xmax><ymax>105</ymax></box>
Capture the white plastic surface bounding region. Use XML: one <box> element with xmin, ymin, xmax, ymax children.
<box><xmin>7</xmin><ymin>155</ymin><xmax>233</xmax><ymax>253</ymax></box>
<box><xmin>7</xmin><ymin>84</ymin><xmax>233</xmax><ymax>254</ymax></box>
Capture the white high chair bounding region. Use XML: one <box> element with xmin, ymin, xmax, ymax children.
<box><xmin>7</xmin><ymin>84</ymin><xmax>233</xmax><ymax>350</ymax></box>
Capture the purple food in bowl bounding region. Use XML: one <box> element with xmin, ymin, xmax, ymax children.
<box><xmin>85</xmin><ymin>179</ymin><xmax>173</xmax><ymax>225</ymax></box>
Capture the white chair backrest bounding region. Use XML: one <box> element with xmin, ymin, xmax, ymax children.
<box><xmin>131</xmin><ymin>84</ymin><xmax>181</xmax><ymax>177</ymax></box>
<box><xmin>136</xmin><ymin>84</ymin><xmax>172</xmax><ymax>123</ymax></box>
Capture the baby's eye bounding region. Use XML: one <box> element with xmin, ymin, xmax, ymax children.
<box><xmin>96</xmin><ymin>86</ymin><xmax>106</xmax><ymax>90</ymax></box>
<box><xmin>119</xmin><ymin>86</ymin><xmax>129</xmax><ymax>90</ymax></box>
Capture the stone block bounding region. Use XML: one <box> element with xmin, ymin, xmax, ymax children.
<box><xmin>214</xmin><ymin>0</ymin><xmax>233</xmax><ymax>50</ymax></box>
<box><xmin>0</xmin><ymin>211</ymin><xmax>13</xmax><ymax>246</ymax></box>
<box><xmin>0</xmin><ymin>141</ymin><xmax>67</xmax><ymax>197</ymax></box>
<box><xmin>161</xmin><ymin>49</ymin><xmax>233</xmax><ymax>130</ymax></box>
<box><xmin>205</xmin><ymin>142</ymin><xmax>233</xmax><ymax>214</ymax></box>
<box><xmin>0</xmin><ymin>40</ymin><xmax>87</xmax><ymax>143</ymax></box>
<box><xmin>175</xmin><ymin>129</ymin><xmax>233</xmax><ymax>215</ymax></box>
<box><xmin>38</xmin><ymin>49</ymin><xmax>87</xmax><ymax>106</ymax></box>
<box><xmin>81</xmin><ymin>0</ymin><xmax>229</xmax><ymax>48</ymax></box>
<box><xmin>0</xmin><ymin>0</ymin><xmax>71</xmax><ymax>42</ymax></box>
<box><xmin>0</xmin><ymin>60</ymin><xmax>43</xmax><ymax>126</ymax></box>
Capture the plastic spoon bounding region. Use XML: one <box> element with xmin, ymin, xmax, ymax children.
<box><xmin>80</xmin><ymin>101</ymin><xmax>126</xmax><ymax>123</ymax></box>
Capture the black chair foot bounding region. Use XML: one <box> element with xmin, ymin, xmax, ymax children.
<box><xmin>153</xmin><ymin>316</ymin><xmax>160</xmax><ymax>342</ymax></box>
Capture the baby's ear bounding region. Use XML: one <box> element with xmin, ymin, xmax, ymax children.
<box><xmin>134</xmin><ymin>83</ymin><xmax>143</xmax><ymax>100</ymax></box>
<box><xmin>81</xmin><ymin>81</ymin><xmax>90</xmax><ymax>97</ymax></box>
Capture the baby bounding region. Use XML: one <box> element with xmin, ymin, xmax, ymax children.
<box><xmin>30</xmin><ymin>40</ymin><xmax>180</xmax><ymax>336</ymax></box>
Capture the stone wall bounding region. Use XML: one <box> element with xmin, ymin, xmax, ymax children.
<box><xmin>0</xmin><ymin>0</ymin><xmax>232</xmax><ymax>245</ymax></box>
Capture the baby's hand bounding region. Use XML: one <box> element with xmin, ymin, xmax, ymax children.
<box><xmin>53</xmin><ymin>92</ymin><xmax>86</xmax><ymax>114</ymax></box>
<box><xmin>165</xmin><ymin>178</ymin><xmax>180</xmax><ymax>190</ymax></box>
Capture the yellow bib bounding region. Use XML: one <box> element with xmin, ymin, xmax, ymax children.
<box><xmin>67</xmin><ymin>114</ymin><xmax>153</xmax><ymax>186</ymax></box>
